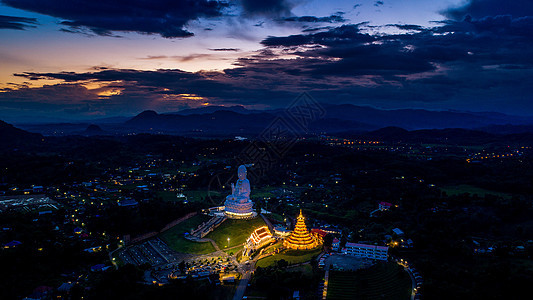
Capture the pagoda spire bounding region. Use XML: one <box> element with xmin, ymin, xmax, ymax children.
<box><xmin>283</xmin><ymin>210</ymin><xmax>321</xmax><ymax>250</ymax></box>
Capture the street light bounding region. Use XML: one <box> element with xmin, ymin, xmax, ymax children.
<box><xmin>227</xmin><ymin>237</ymin><xmax>230</xmax><ymax>248</ymax></box>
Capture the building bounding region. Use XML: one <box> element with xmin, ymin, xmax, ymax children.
<box><xmin>283</xmin><ymin>210</ymin><xmax>321</xmax><ymax>250</ymax></box>
<box><xmin>32</xmin><ymin>186</ymin><xmax>44</xmax><ymax>193</ymax></box>
<box><xmin>223</xmin><ymin>165</ymin><xmax>257</xmax><ymax>219</ymax></box>
<box><xmin>310</xmin><ymin>228</ymin><xmax>328</xmax><ymax>244</ymax></box>
<box><xmin>245</xmin><ymin>226</ymin><xmax>273</xmax><ymax>254</ymax></box>
<box><xmin>3</xmin><ymin>240</ymin><xmax>22</xmax><ymax>249</ymax></box>
<box><xmin>402</xmin><ymin>239</ymin><xmax>414</xmax><ymax>248</ymax></box>
<box><xmin>392</xmin><ymin>228</ymin><xmax>404</xmax><ymax>236</ymax></box>
<box><xmin>379</xmin><ymin>201</ymin><xmax>393</xmax><ymax>211</ymax></box>
<box><xmin>274</xmin><ymin>226</ymin><xmax>291</xmax><ymax>237</ymax></box>
<box><xmin>332</xmin><ymin>238</ymin><xmax>340</xmax><ymax>251</ymax></box>
<box><xmin>117</xmin><ymin>199</ymin><xmax>139</xmax><ymax>207</ymax></box>
<box><xmin>342</xmin><ymin>242</ymin><xmax>388</xmax><ymax>261</ymax></box>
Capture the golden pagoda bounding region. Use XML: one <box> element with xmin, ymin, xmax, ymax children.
<box><xmin>283</xmin><ymin>210</ymin><xmax>321</xmax><ymax>250</ymax></box>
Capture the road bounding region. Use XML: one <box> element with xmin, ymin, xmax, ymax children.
<box><xmin>396</xmin><ymin>260</ymin><xmax>416</xmax><ymax>300</ymax></box>
<box><xmin>233</xmin><ymin>260</ymin><xmax>254</xmax><ymax>300</ymax></box>
<box><xmin>233</xmin><ymin>270</ymin><xmax>251</xmax><ymax>300</ymax></box>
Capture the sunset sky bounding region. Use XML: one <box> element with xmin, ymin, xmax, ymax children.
<box><xmin>1</xmin><ymin>0</ymin><xmax>533</xmax><ymax>122</ymax></box>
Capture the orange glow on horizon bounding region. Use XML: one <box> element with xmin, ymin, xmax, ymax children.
<box><xmin>97</xmin><ymin>88</ymin><xmax>122</xmax><ymax>97</ymax></box>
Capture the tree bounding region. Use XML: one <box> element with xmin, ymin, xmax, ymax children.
<box><xmin>179</xmin><ymin>260</ymin><xmax>186</xmax><ymax>273</ymax></box>
<box><xmin>277</xmin><ymin>259</ymin><xmax>288</xmax><ymax>269</ymax></box>
<box><xmin>340</xmin><ymin>235</ymin><xmax>347</xmax><ymax>248</ymax></box>
<box><xmin>323</xmin><ymin>234</ymin><xmax>334</xmax><ymax>248</ymax></box>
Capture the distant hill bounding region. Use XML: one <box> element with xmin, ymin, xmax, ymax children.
<box><xmin>90</xmin><ymin>116</ymin><xmax>131</xmax><ymax>124</ymax></box>
<box><xmin>170</xmin><ymin>105</ymin><xmax>259</xmax><ymax>116</ymax></box>
<box><xmin>320</xmin><ymin>104</ymin><xmax>530</xmax><ymax>130</ymax></box>
<box><xmin>125</xmin><ymin>110</ymin><xmax>276</xmax><ymax>134</ymax></box>
<box><xmin>0</xmin><ymin>120</ymin><xmax>43</xmax><ymax>146</ymax></box>
<box><xmin>11</xmin><ymin>104</ymin><xmax>533</xmax><ymax>137</ymax></box>
<box><xmin>123</xmin><ymin>104</ymin><xmax>532</xmax><ymax>135</ymax></box>
<box><xmin>477</xmin><ymin>124</ymin><xmax>533</xmax><ymax>135</ymax></box>
<box><xmin>83</xmin><ymin>124</ymin><xmax>105</xmax><ymax>136</ymax></box>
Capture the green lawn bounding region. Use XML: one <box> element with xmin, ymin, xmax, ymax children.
<box><xmin>159</xmin><ymin>214</ymin><xmax>216</xmax><ymax>254</ymax></box>
<box><xmin>441</xmin><ymin>184</ymin><xmax>511</xmax><ymax>199</ymax></box>
<box><xmin>327</xmin><ymin>262</ymin><xmax>411</xmax><ymax>300</ymax></box>
<box><xmin>224</xmin><ymin>245</ymin><xmax>244</xmax><ymax>255</ymax></box>
<box><xmin>256</xmin><ymin>248</ymin><xmax>322</xmax><ymax>268</ymax></box>
<box><xmin>205</xmin><ymin>217</ymin><xmax>266</xmax><ymax>250</ymax></box>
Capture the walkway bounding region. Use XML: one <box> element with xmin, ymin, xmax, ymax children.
<box><xmin>186</xmin><ymin>236</ymin><xmax>221</xmax><ymax>252</ymax></box>
<box><xmin>259</xmin><ymin>213</ymin><xmax>274</xmax><ymax>233</ymax></box>
<box><xmin>323</xmin><ymin>268</ymin><xmax>329</xmax><ymax>300</ymax></box>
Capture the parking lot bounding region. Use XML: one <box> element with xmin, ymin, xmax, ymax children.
<box><xmin>118</xmin><ymin>238</ymin><xmax>180</xmax><ymax>267</ymax></box>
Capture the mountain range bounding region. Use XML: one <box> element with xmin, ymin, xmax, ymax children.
<box><xmin>11</xmin><ymin>104</ymin><xmax>533</xmax><ymax>137</ymax></box>
<box><xmin>123</xmin><ymin>104</ymin><xmax>533</xmax><ymax>135</ymax></box>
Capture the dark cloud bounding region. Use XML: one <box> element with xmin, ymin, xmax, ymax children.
<box><xmin>209</xmin><ymin>48</ymin><xmax>241</xmax><ymax>51</ymax></box>
<box><xmin>0</xmin><ymin>14</ymin><xmax>37</xmax><ymax>30</ymax></box>
<box><xmin>387</xmin><ymin>24</ymin><xmax>425</xmax><ymax>31</ymax></box>
<box><xmin>281</xmin><ymin>14</ymin><xmax>346</xmax><ymax>23</ymax></box>
<box><xmin>138</xmin><ymin>54</ymin><xmax>224</xmax><ymax>62</ymax></box>
<box><xmin>302</xmin><ymin>26</ymin><xmax>334</xmax><ymax>33</ymax></box>
<box><xmin>14</xmin><ymin>69</ymin><xmax>201</xmax><ymax>84</ymax></box>
<box><xmin>240</xmin><ymin>0</ymin><xmax>294</xmax><ymax>17</ymax></box>
<box><xmin>232</xmin><ymin>16</ymin><xmax>533</xmax><ymax>111</ymax></box>
<box><xmin>374</xmin><ymin>1</ymin><xmax>384</xmax><ymax>7</ymax></box>
<box><xmin>262</xmin><ymin>24</ymin><xmax>373</xmax><ymax>47</ymax></box>
<box><xmin>442</xmin><ymin>0</ymin><xmax>533</xmax><ymax>20</ymax></box>
<box><xmin>1</xmin><ymin>0</ymin><xmax>229</xmax><ymax>38</ymax></box>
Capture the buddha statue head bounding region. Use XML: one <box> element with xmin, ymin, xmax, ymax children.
<box><xmin>238</xmin><ymin>165</ymin><xmax>247</xmax><ymax>180</ymax></box>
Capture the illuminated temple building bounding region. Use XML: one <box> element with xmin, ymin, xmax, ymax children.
<box><xmin>244</xmin><ymin>226</ymin><xmax>272</xmax><ymax>256</ymax></box>
<box><xmin>223</xmin><ymin>165</ymin><xmax>257</xmax><ymax>219</ymax></box>
<box><xmin>283</xmin><ymin>210</ymin><xmax>321</xmax><ymax>250</ymax></box>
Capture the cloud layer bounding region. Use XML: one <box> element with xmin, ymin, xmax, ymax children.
<box><xmin>2</xmin><ymin>0</ymin><xmax>533</xmax><ymax>119</ymax></box>
<box><xmin>442</xmin><ymin>0</ymin><xmax>533</xmax><ymax>20</ymax></box>
<box><xmin>1</xmin><ymin>0</ymin><xmax>229</xmax><ymax>37</ymax></box>
<box><xmin>0</xmin><ymin>14</ymin><xmax>37</xmax><ymax>30</ymax></box>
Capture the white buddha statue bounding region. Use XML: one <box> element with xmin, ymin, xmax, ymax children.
<box><xmin>223</xmin><ymin>165</ymin><xmax>255</xmax><ymax>218</ymax></box>
<box><xmin>230</xmin><ymin>165</ymin><xmax>251</xmax><ymax>203</ymax></box>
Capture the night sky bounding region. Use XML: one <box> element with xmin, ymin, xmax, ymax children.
<box><xmin>1</xmin><ymin>0</ymin><xmax>533</xmax><ymax>121</ymax></box>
